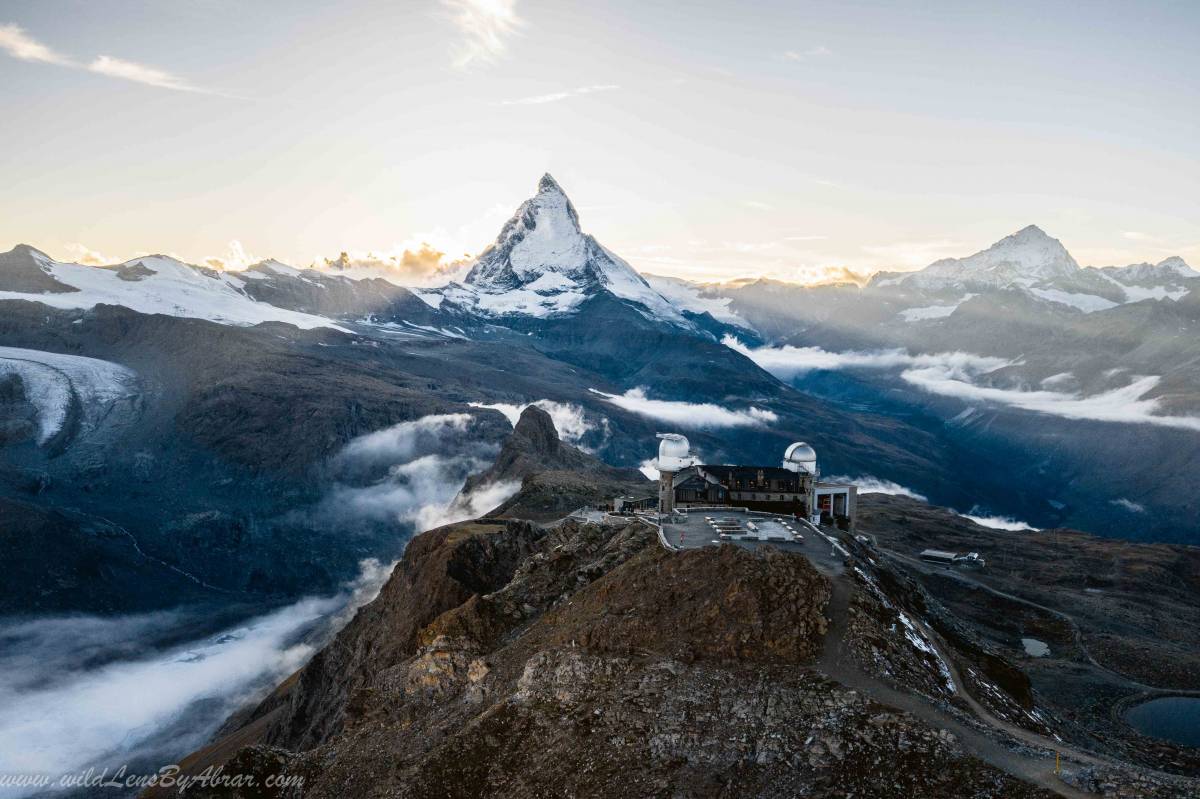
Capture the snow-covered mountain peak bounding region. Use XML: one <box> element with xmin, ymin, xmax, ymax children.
<box><xmin>537</xmin><ymin>171</ymin><xmax>567</xmax><ymax>195</ymax></box>
<box><xmin>440</xmin><ymin>175</ymin><xmax>683</xmax><ymax>323</ymax></box>
<box><xmin>877</xmin><ymin>224</ymin><xmax>1079</xmax><ymax>292</ymax></box>
<box><xmin>1157</xmin><ymin>256</ymin><xmax>1197</xmax><ymax>277</ymax></box>
<box><xmin>961</xmin><ymin>224</ymin><xmax>1077</xmax><ymax>278</ymax></box>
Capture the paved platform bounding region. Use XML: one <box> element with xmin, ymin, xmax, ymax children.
<box><xmin>660</xmin><ymin>509</ymin><xmax>847</xmax><ymax>577</ymax></box>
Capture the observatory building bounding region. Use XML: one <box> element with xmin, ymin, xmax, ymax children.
<box><xmin>650</xmin><ymin>433</ymin><xmax>857</xmax><ymax>530</ymax></box>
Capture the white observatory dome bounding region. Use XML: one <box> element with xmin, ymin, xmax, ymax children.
<box><xmin>782</xmin><ymin>441</ymin><xmax>817</xmax><ymax>474</ymax></box>
<box><xmin>655</xmin><ymin>433</ymin><xmax>694</xmax><ymax>472</ymax></box>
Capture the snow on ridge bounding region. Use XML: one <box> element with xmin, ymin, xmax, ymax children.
<box><xmin>644</xmin><ymin>274</ymin><xmax>752</xmax><ymax>328</ymax></box>
<box><xmin>0</xmin><ymin>254</ymin><xmax>349</xmax><ymax>332</ymax></box>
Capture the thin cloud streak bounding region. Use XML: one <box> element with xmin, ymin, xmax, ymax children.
<box><xmin>88</xmin><ymin>55</ymin><xmax>212</xmax><ymax>94</ymax></box>
<box><xmin>0</xmin><ymin>22</ymin><xmax>225</xmax><ymax>95</ymax></box>
<box><xmin>499</xmin><ymin>84</ymin><xmax>619</xmax><ymax>105</ymax></box>
<box><xmin>0</xmin><ymin>23</ymin><xmax>74</xmax><ymax>65</ymax></box>
<box><xmin>783</xmin><ymin>46</ymin><xmax>832</xmax><ymax>60</ymax></box>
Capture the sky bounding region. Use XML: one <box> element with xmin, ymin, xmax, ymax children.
<box><xmin>1</xmin><ymin>0</ymin><xmax>1198</xmax><ymax>284</ymax></box>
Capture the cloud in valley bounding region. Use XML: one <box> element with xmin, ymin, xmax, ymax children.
<box><xmin>1111</xmin><ymin>498</ymin><xmax>1146</xmax><ymax>514</ymax></box>
<box><xmin>728</xmin><ymin>337</ymin><xmax>1200</xmax><ymax>432</ymax></box>
<box><xmin>901</xmin><ymin>369</ymin><xmax>1200</xmax><ymax>432</ymax></box>
<box><xmin>469</xmin><ymin>399</ymin><xmax>609</xmax><ymax>452</ymax></box>
<box><xmin>723</xmin><ymin>336</ymin><xmax>1008</xmax><ymax>378</ymax></box>
<box><xmin>0</xmin><ymin>561</ymin><xmax>390</xmax><ymax>793</ymax></box>
<box><xmin>959</xmin><ymin>510</ymin><xmax>1039</xmax><ymax>532</ymax></box>
<box><xmin>638</xmin><ymin>459</ymin><xmax>660</xmax><ymax>480</ymax></box>
<box><xmin>590</xmin><ymin>387</ymin><xmax>777</xmax><ymax>429</ymax></box>
<box><xmin>826</xmin><ymin>475</ymin><xmax>927</xmax><ymax>502</ymax></box>
<box><xmin>320</xmin><ymin>412</ymin><xmax>517</xmax><ymax>533</ymax></box>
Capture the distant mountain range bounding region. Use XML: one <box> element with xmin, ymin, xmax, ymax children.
<box><xmin>2</xmin><ymin>174</ymin><xmax>1199</xmax><ymax>623</ymax></box>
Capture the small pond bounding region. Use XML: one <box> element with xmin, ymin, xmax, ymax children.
<box><xmin>1124</xmin><ymin>697</ymin><xmax>1200</xmax><ymax>749</ymax></box>
<box><xmin>1021</xmin><ymin>637</ymin><xmax>1049</xmax><ymax>657</ymax></box>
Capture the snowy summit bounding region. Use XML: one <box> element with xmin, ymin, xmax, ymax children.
<box><xmin>426</xmin><ymin>174</ymin><xmax>684</xmax><ymax>323</ymax></box>
<box><xmin>879</xmin><ymin>224</ymin><xmax>1080</xmax><ymax>291</ymax></box>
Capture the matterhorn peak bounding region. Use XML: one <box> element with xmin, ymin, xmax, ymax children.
<box><xmin>435</xmin><ymin>174</ymin><xmax>684</xmax><ymax>324</ymax></box>
<box><xmin>538</xmin><ymin>172</ymin><xmax>564</xmax><ymax>194</ymax></box>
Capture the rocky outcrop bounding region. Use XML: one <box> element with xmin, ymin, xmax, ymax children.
<box><xmin>459</xmin><ymin>406</ymin><xmax>647</xmax><ymax>519</ymax></box>
<box><xmin>0</xmin><ymin>244</ymin><xmax>78</xmax><ymax>293</ymax></box>
<box><xmin>163</xmin><ymin>515</ymin><xmax>1065</xmax><ymax>799</ymax></box>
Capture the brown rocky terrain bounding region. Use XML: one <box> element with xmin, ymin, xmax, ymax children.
<box><xmin>161</xmin><ymin>511</ymin><xmax>1074</xmax><ymax>799</ymax></box>
<box><xmin>856</xmin><ymin>493</ymin><xmax>1200</xmax><ymax>777</ymax></box>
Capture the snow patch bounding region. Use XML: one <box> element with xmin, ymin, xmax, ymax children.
<box><xmin>1029</xmin><ymin>288</ymin><xmax>1118</xmax><ymax>313</ymax></box>
<box><xmin>644</xmin><ymin>274</ymin><xmax>751</xmax><ymax>328</ymax></box>
<box><xmin>897</xmin><ymin>294</ymin><xmax>976</xmax><ymax>322</ymax></box>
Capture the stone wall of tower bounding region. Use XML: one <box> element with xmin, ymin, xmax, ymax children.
<box><xmin>659</xmin><ymin>471</ymin><xmax>676</xmax><ymax>515</ymax></box>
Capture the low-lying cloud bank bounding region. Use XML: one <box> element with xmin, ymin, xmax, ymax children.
<box><xmin>0</xmin><ymin>560</ymin><xmax>391</xmax><ymax>795</ymax></box>
<box><xmin>320</xmin><ymin>412</ymin><xmax>518</xmax><ymax>533</ymax></box>
<box><xmin>959</xmin><ymin>510</ymin><xmax>1039</xmax><ymax>532</ymax></box>
<box><xmin>590</xmin><ymin>388</ymin><xmax>777</xmax><ymax>429</ymax></box>
<box><xmin>723</xmin><ymin>336</ymin><xmax>1007</xmax><ymax>378</ymax></box>
<box><xmin>826</xmin><ymin>475</ymin><xmax>927</xmax><ymax>502</ymax></box>
<box><xmin>726</xmin><ymin>336</ymin><xmax>1200</xmax><ymax>432</ymax></box>
<box><xmin>469</xmin><ymin>400</ymin><xmax>609</xmax><ymax>452</ymax></box>
<box><xmin>902</xmin><ymin>369</ymin><xmax>1200</xmax><ymax>432</ymax></box>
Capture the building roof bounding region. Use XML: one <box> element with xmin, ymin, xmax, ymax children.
<box><xmin>698</xmin><ymin>464</ymin><xmax>806</xmax><ymax>481</ymax></box>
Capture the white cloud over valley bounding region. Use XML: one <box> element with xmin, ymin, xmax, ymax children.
<box><xmin>469</xmin><ymin>400</ymin><xmax>608</xmax><ymax>452</ymax></box>
<box><xmin>727</xmin><ymin>337</ymin><xmax>1200</xmax><ymax>432</ymax></box>
<box><xmin>0</xmin><ymin>562</ymin><xmax>390</xmax><ymax>794</ymax></box>
<box><xmin>826</xmin><ymin>475</ymin><xmax>927</xmax><ymax>502</ymax></box>
<box><xmin>589</xmin><ymin>388</ymin><xmax>777</xmax><ymax>429</ymax></box>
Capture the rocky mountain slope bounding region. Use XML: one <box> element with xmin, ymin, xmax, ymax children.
<box><xmin>159</xmin><ymin>516</ymin><xmax>1040</xmax><ymax>799</ymax></box>
<box><xmin>159</xmin><ymin>482</ymin><xmax>1200</xmax><ymax>799</ymax></box>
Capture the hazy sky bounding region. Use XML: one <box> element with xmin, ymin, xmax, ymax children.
<box><xmin>2</xmin><ymin>0</ymin><xmax>1198</xmax><ymax>283</ymax></box>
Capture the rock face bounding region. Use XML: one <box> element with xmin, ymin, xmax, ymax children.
<box><xmin>0</xmin><ymin>245</ymin><xmax>79</xmax><ymax>293</ymax></box>
<box><xmin>164</xmin><ymin>517</ymin><xmax>1058</xmax><ymax>799</ymax></box>
<box><xmin>459</xmin><ymin>405</ymin><xmax>646</xmax><ymax>516</ymax></box>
